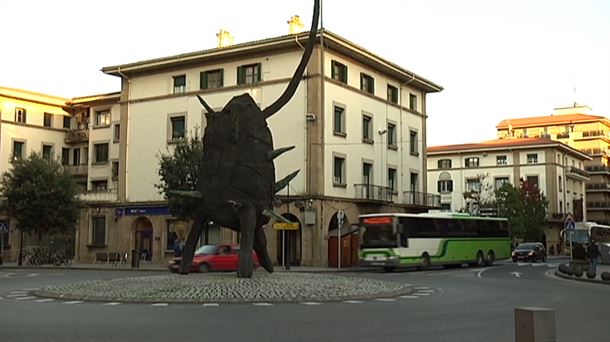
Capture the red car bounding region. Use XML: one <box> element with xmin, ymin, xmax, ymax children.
<box><xmin>168</xmin><ymin>244</ymin><xmax>259</xmax><ymax>273</ymax></box>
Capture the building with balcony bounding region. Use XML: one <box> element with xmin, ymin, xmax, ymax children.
<box><xmin>427</xmin><ymin>137</ymin><xmax>591</xmax><ymax>251</ymax></box>
<box><xmin>0</xmin><ymin>25</ymin><xmax>442</xmax><ymax>267</ymax></box>
<box><xmin>496</xmin><ymin>104</ymin><xmax>610</xmax><ymax>225</ymax></box>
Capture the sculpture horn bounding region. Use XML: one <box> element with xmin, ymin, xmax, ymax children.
<box><xmin>262</xmin><ymin>0</ymin><xmax>320</xmax><ymax>118</ymax></box>
<box><xmin>266</xmin><ymin>146</ymin><xmax>295</xmax><ymax>161</ymax></box>
<box><xmin>196</xmin><ymin>95</ymin><xmax>216</xmax><ymax>116</ymax></box>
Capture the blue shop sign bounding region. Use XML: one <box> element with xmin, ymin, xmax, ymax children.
<box><xmin>123</xmin><ymin>206</ymin><xmax>171</xmax><ymax>216</ymax></box>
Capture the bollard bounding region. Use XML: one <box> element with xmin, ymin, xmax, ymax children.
<box><xmin>514</xmin><ymin>307</ymin><xmax>555</xmax><ymax>342</ymax></box>
<box><xmin>601</xmin><ymin>272</ymin><xmax>610</xmax><ymax>282</ymax></box>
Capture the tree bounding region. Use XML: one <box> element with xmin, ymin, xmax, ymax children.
<box><xmin>495</xmin><ymin>180</ymin><xmax>548</xmax><ymax>242</ymax></box>
<box><xmin>0</xmin><ymin>152</ymin><xmax>79</xmax><ymax>264</ymax></box>
<box><xmin>155</xmin><ymin>130</ymin><xmax>203</xmax><ymax>220</ymax></box>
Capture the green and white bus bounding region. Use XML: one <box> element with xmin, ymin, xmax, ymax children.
<box><xmin>359</xmin><ymin>212</ymin><xmax>511</xmax><ymax>271</ymax></box>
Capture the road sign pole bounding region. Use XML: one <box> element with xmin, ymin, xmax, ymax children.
<box><xmin>0</xmin><ymin>231</ymin><xmax>4</xmax><ymax>265</ymax></box>
<box><xmin>337</xmin><ymin>211</ymin><xmax>345</xmax><ymax>269</ymax></box>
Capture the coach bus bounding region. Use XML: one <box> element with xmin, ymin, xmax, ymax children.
<box><xmin>561</xmin><ymin>222</ymin><xmax>610</xmax><ymax>263</ymax></box>
<box><xmin>359</xmin><ymin>212</ymin><xmax>511</xmax><ymax>271</ymax></box>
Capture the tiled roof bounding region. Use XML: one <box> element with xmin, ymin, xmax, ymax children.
<box><xmin>496</xmin><ymin>114</ymin><xmax>608</xmax><ymax>129</ymax></box>
<box><xmin>428</xmin><ymin>137</ymin><xmax>561</xmax><ymax>153</ymax></box>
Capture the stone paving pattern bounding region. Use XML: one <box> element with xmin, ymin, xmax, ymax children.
<box><xmin>33</xmin><ymin>272</ymin><xmax>412</xmax><ymax>304</ymax></box>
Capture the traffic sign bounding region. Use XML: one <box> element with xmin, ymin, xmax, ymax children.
<box><xmin>0</xmin><ymin>223</ymin><xmax>8</xmax><ymax>234</ymax></box>
<box><xmin>272</xmin><ymin>222</ymin><xmax>299</xmax><ymax>230</ymax></box>
<box><xmin>564</xmin><ymin>215</ymin><xmax>575</xmax><ymax>231</ymax></box>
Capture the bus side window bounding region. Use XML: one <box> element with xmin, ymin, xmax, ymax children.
<box><xmin>398</xmin><ymin>224</ymin><xmax>408</xmax><ymax>247</ymax></box>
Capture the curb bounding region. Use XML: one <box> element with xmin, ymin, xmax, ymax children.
<box><xmin>553</xmin><ymin>270</ymin><xmax>610</xmax><ymax>285</ymax></box>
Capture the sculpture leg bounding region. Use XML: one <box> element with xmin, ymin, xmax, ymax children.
<box><xmin>237</xmin><ymin>206</ymin><xmax>256</xmax><ymax>278</ymax></box>
<box><xmin>254</xmin><ymin>225</ymin><xmax>274</xmax><ymax>273</ymax></box>
<box><xmin>179</xmin><ymin>215</ymin><xmax>204</xmax><ymax>275</ymax></box>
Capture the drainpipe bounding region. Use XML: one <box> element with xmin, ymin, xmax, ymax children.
<box><xmin>399</xmin><ymin>74</ymin><xmax>416</xmax><ymax>202</ymax></box>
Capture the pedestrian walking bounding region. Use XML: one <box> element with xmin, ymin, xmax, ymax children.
<box><xmin>586</xmin><ymin>239</ymin><xmax>601</xmax><ymax>273</ymax></box>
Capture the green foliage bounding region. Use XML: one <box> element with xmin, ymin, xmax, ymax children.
<box><xmin>495</xmin><ymin>180</ymin><xmax>548</xmax><ymax>241</ymax></box>
<box><xmin>155</xmin><ymin>130</ymin><xmax>203</xmax><ymax>220</ymax></box>
<box><xmin>0</xmin><ymin>152</ymin><xmax>79</xmax><ymax>236</ymax></box>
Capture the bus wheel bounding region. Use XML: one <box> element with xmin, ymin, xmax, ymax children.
<box><xmin>419</xmin><ymin>253</ymin><xmax>431</xmax><ymax>270</ymax></box>
<box><xmin>470</xmin><ymin>251</ymin><xmax>484</xmax><ymax>267</ymax></box>
<box><xmin>484</xmin><ymin>250</ymin><xmax>495</xmax><ymax>266</ymax></box>
<box><xmin>383</xmin><ymin>266</ymin><xmax>396</xmax><ymax>272</ymax></box>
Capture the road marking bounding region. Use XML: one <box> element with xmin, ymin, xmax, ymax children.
<box><xmin>399</xmin><ymin>295</ymin><xmax>420</xmax><ymax>299</ymax></box>
<box><xmin>416</xmin><ymin>289</ymin><xmax>434</xmax><ymax>293</ymax></box>
<box><xmin>301</xmin><ymin>302</ymin><xmax>323</xmax><ymax>305</ymax></box>
<box><xmin>403</xmin><ymin>283</ymin><xmax>413</xmax><ymax>286</ymax></box>
<box><xmin>531</xmin><ymin>263</ymin><xmax>546</xmax><ymax>267</ymax></box>
<box><xmin>375</xmin><ymin>298</ymin><xmax>397</xmax><ymax>302</ymax></box>
<box><xmin>252</xmin><ymin>302</ymin><xmax>273</xmax><ymax>306</ymax></box>
<box><xmin>0</xmin><ymin>273</ymin><xmax>15</xmax><ymax>278</ymax></box>
<box><xmin>7</xmin><ymin>294</ymin><xmax>29</xmax><ymax>298</ymax></box>
<box><xmin>35</xmin><ymin>299</ymin><xmax>55</xmax><ymax>303</ymax></box>
<box><xmin>23</xmin><ymin>288</ymin><xmax>40</xmax><ymax>291</ymax></box>
<box><xmin>15</xmin><ymin>296</ymin><xmax>36</xmax><ymax>300</ymax></box>
<box><xmin>103</xmin><ymin>302</ymin><xmax>121</xmax><ymax>306</ymax></box>
<box><xmin>151</xmin><ymin>303</ymin><xmax>168</xmax><ymax>307</ymax></box>
<box><xmin>64</xmin><ymin>301</ymin><xmax>83</xmax><ymax>305</ymax></box>
<box><xmin>413</xmin><ymin>286</ymin><xmax>429</xmax><ymax>290</ymax></box>
<box><xmin>202</xmin><ymin>303</ymin><xmax>219</xmax><ymax>307</ymax></box>
<box><xmin>414</xmin><ymin>293</ymin><xmax>431</xmax><ymax>296</ymax></box>
<box><xmin>510</xmin><ymin>272</ymin><xmax>523</xmax><ymax>278</ymax></box>
<box><xmin>343</xmin><ymin>300</ymin><xmax>363</xmax><ymax>304</ymax></box>
<box><xmin>25</xmin><ymin>273</ymin><xmax>40</xmax><ymax>277</ymax></box>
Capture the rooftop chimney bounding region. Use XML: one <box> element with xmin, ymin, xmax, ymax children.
<box><xmin>216</xmin><ymin>29</ymin><xmax>234</xmax><ymax>48</ymax></box>
<box><xmin>287</xmin><ymin>15</ymin><xmax>304</xmax><ymax>34</ymax></box>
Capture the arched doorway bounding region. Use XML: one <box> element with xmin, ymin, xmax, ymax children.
<box><xmin>275</xmin><ymin>213</ymin><xmax>301</xmax><ymax>266</ymax></box>
<box><xmin>327</xmin><ymin>211</ymin><xmax>359</xmax><ymax>267</ymax></box>
<box><xmin>134</xmin><ymin>217</ymin><xmax>153</xmax><ymax>261</ymax></box>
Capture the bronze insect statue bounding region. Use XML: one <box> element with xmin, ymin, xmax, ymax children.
<box><xmin>175</xmin><ymin>0</ymin><xmax>320</xmax><ymax>278</ymax></box>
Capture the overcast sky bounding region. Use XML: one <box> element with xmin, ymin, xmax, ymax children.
<box><xmin>1</xmin><ymin>0</ymin><xmax>608</xmax><ymax>146</ymax></box>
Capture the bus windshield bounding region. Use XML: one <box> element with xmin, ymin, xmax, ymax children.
<box><xmin>565</xmin><ymin>230</ymin><xmax>589</xmax><ymax>245</ymax></box>
<box><xmin>360</xmin><ymin>223</ymin><xmax>397</xmax><ymax>248</ymax></box>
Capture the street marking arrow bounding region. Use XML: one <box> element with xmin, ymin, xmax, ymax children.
<box><xmin>510</xmin><ymin>272</ymin><xmax>523</xmax><ymax>278</ymax></box>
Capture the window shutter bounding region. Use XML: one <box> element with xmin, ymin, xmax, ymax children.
<box><xmin>448</xmin><ymin>181</ymin><xmax>453</xmax><ymax>192</ymax></box>
<box><xmin>200</xmin><ymin>72</ymin><xmax>208</xmax><ymax>89</ymax></box>
<box><xmin>219</xmin><ymin>69</ymin><xmax>224</xmax><ymax>87</ymax></box>
<box><xmin>437</xmin><ymin>181</ymin><xmax>441</xmax><ymax>193</ymax></box>
<box><xmin>256</xmin><ymin>63</ymin><xmax>262</xmax><ymax>83</ymax></box>
<box><xmin>237</xmin><ymin>66</ymin><xmax>245</xmax><ymax>85</ymax></box>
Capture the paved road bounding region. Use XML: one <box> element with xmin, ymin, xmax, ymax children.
<box><xmin>1</xmin><ymin>259</ymin><xmax>608</xmax><ymax>342</ymax></box>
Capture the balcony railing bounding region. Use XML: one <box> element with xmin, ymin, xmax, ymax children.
<box><xmin>354</xmin><ymin>184</ymin><xmax>393</xmax><ymax>202</ymax></box>
<box><xmin>582</xmin><ymin>130</ymin><xmax>609</xmax><ymax>138</ymax></box>
<box><xmin>403</xmin><ymin>191</ymin><xmax>441</xmax><ymax>207</ymax></box>
<box><xmin>586</xmin><ymin>165</ymin><xmax>610</xmax><ymax>173</ymax></box>
<box><xmin>63</xmin><ymin>164</ymin><xmax>88</xmax><ymax>177</ymax></box>
<box><xmin>587</xmin><ymin>202</ymin><xmax>610</xmax><ymax>209</ymax></box>
<box><xmin>77</xmin><ymin>189</ymin><xmax>117</xmax><ymax>203</ymax></box>
<box><xmin>586</xmin><ymin>183</ymin><xmax>610</xmax><ymax>190</ymax></box>
<box><xmin>566</xmin><ymin>166</ymin><xmax>590</xmax><ymax>180</ymax></box>
<box><xmin>579</xmin><ymin>148</ymin><xmax>609</xmax><ymax>156</ymax></box>
<box><xmin>556</xmin><ymin>132</ymin><xmax>570</xmax><ymax>139</ymax></box>
<box><xmin>65</xmin><ymin>129</ymin><xmax>89</xmax><ymax>143</ymax></box>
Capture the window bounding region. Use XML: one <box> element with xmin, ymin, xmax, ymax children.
<box><xmin>388</xmin><ymin>168</ymin><xmax>397</xmax><ymax>192</ymax></box>
<box><xmin>170</xmin><ymin>116</ymin><xmax>185</xmax><ymax>141</ymax></box>
<box><xmin>465</xmin><ymin>157</ymin><xmax>479</xmax><ymax>168</ymax></box>
<box><xmin>91</xmin><ymin>216</ymin><xmax>106</xmax><ymax>246</ymax></box>
<box><xmin>94</xmin><ymin>110</ymin><xmax>111</xmax><ymax>127</ymax></box>
<box><xmin>362</xmin><ymin>115</ymin><xmax>372</xmax><ymax>142</ymax></box>
<box><xmin>42</xmin><ymin>144</ymin><xmax>53</xmax><ymax>160</ymax></box>
<box><xmin>496</xmin><ymin>155</ymin><xmax>507</xmax><ymax>165</ymax></box>
<box><xmin>409</xmin><ymin>130</ymin><xmax>418</xmax><ymax>156</ymax></box>
<box><xmin>387</xmin><ymin>85</ymin><xmax>398</xmax><ymax>104</ymax></box>
<box><xmin>94</xmin><ymin>143</ymin><xmax>109</xmax><ymax>164</ymax></box>
<box><xmin>466</xmin><ymin>178</ymin><xmax>481</xmax><ymax>192</ymax></box>
<box><xmin>387</xmin><ymin>123</ymin><xmax>397</xmax><ymax>148</ymax></box>
<box><xmin>12</xmin><ymin>141</ymin><xmax>24</xmax><ymax>160</ymax></box>
<box><xmin>63</xmin><ymin>116</ymin><xmax>71</xmax><ymax>129</ymax></box>
<box><xmin>333</xmin><ymin>156</ymin><xmax>345</xmax><ymax>185</ymax></box>
<box><xmin>15</xmin><ymin>107</ymin><xmax>26</xmax><ymax>123</ymax></box>
<box><xmin>331</xmin><ymin>60</ymin><xmax>347</xmax><ymax>84</ymax></box>
<box><xmin>91</xmin><ymin>180</ymin><xmax>108</xmax><ymax>191</ymax></box>
<box><xmin>112</xmin><ymin>161</ymin><xmax>119</xmax><ymax>180</ymax></box>
<box><xmin>558</xmin><ymin>176</ymin><xmax>563</xmax><ymax>192</ymax></box>
<box><xmin>360</xmin><ymin>73</ymin><xmax>375</xmax><ymax>94</ymax></box>
<box><xmin>43</xmin><ymin>113</ymin><xmax>53</xmax><ymax>127</ymax></box>
<box><xmin>409</xmin><ymin>94</ymin><xmax>417</xmax><ymax>111</ymax></box>
<box><xmin>173</xmin><ymin>75</ymin><xmax>186</xmax><ymax>93</ymax></box>
<box><xmin>441</xmin><ymin>203</ymin><xmax>451</xmax><ymax>212</ymax></box>
<box><xmin>333</xmin><ymin>105</ymin><xmax>345</xmax><ymax>135</ymax></box>
<box><xmin>73</xmin><ymin>148</ymin><xmax>81</xmax><ymax>165</ymax></box>
<box><xmin>237</xmin><ymin>63</ymin><xmax>261</xmax><ymax>85</ymax></box>
<box><xmin>61</xmin><ymin>148</ymin><xmax>70</xmax><ymax>165</ymax></box>
<box><xmin>438</xmin><ymin>159</ymin><xmax>452</xmax><ymax>169</ymax></box>
<box><xmin>525</xmin><ymin>175</ymin><xmax>539</xmax><ymax>188</ymax></box>
<box><xmin>494</xmin><ymin>177</ymin><xmax>509</xmax><ymax>189</ymax></box>
<box><xmin>527</xmin><ymin>153</ymin><xmax>538</xmax><ymax>164</ymax></box>
<box><xmin>200</xmin><ymin>69</ymin><xmax>224</xmax><ymax>89</ymax></box>
<box><xmin>437</xmin><ymin>180</ymin><xmax>453</xmax><ymax>193</ymax></box>
<box><xmin>113</xmin><ymin>124</ymin><xmax>120</xmax><ymax>142</ymax></box>
<box><xmin>362</xmin><ymin>162</ymin><xmax>373</xmax><ymax>185</ymax></box>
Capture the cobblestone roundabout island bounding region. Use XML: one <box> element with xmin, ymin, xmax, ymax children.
<box><xmin>32</xmin><ymin>272</ymin><xmax>412</xmax><ymax>304</ymax></box>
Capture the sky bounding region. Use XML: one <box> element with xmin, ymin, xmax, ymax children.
<box><xmin>1</xmin><ymin>0</ymin><xmax>609</xmax><ymax>146</ymax></box>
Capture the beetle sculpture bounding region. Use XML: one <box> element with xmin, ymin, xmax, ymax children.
<box><xmin>175</xmin><ymin>0</ymin><xmax>320</xmax><ymax>278</ymax></box>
